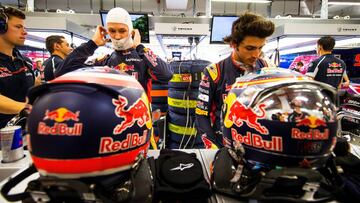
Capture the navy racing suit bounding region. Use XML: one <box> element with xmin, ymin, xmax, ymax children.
<box><xmin>195</xmin><ymin>53</ymin><xmax>270</xmax><ymax>148</ymax></box>
<box><xmin>306</xmin><ymin>54</ymin><xmax>346</xmax><ymax>89</ymax></box>
<box><xmin>43</xmin><ymin>55</ymin><xmax>64</xmax><ymax>82</ymax></box>
<box><xmin>0</xmin><ymin>49</ymin><xmax>34</xmax><ymax>128</ymax></box>
<box><xmin>55</xmin><ymin>40</ymin><xmax>173</xmax><ymax>99</ymax></box>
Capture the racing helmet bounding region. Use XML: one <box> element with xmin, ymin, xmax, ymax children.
<box><xmin>337</xmin><ymin>94</ymin><xmax>360</xmax><ymax>146</ymax></box>
<box><xmin>27</xmin><ymin>67</ymin><xmax>152</xmax><ymax>178</ymax></box>
<box><xmin>223</xmin><ymin>68</ymin><xmax>338</xmax><ymax>169</ymax></box>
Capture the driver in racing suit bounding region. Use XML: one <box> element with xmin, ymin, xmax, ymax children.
<box><xmin>55</xmin><ymin>7</ymin><xmax>172</xmax><ymax>99</ymax></box>
<box><xmin>195</xmin><ymin>12</ymin><xmax>275</xmax><ymax>149</ymax></box>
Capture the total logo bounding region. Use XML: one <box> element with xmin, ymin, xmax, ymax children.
<box><xmin>224</xmin><ymin>93</ymin><xmax>269</xmax><ymax>135</ymax></box>
<box><xmin>38</xmin><ymin>107</ymin><xmax>83</xmax><ymax>136</ymax></box>
<box><xmin>112</xmin><ymin>94</ymin><xmax>152</xmax><ymax>135</ymax></box>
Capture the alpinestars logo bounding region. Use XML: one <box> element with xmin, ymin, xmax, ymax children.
<box><xmin>170</xmin><ymin>163</ymin><xmax>194</xmax><ymax>171</ymax></box>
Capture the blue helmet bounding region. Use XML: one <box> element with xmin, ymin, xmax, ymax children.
<box><xmin>27</xmin><ymin>67</ymin><xmax>152</xmax><ymax>178</ymax></box>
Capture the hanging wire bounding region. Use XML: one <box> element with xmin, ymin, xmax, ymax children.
<box><xmin>283</xmin><ymin>0</ymin><xmax>286</xmax><ymax>16</ymax></box>
<box><xmin>90</xmin><ymin>0</ymin><xmax>93</xmax><ymax>14</ymax></box>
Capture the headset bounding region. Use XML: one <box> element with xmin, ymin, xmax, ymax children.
<box><xmin>0</xmin><ymin>6</ymin><xmax>8</xmax><ymax>34</ymax></box>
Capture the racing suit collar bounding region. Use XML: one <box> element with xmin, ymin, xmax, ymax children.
<box><xmin>231</xmin><ymin>51</ymin><xmax>254</xmax><ymax>72</ymax></box>
<box><xmin>114</xmin><ymin>47</ymin><xmax>135</xmax><ymax>54</ymax></box>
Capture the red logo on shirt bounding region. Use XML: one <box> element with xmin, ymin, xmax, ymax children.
<box><xmin>0</xmin><ymin>67</ymin><xmax>12</xmax><ymax>77</ymax></box>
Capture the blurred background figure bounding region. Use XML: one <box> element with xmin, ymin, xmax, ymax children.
<box><xmin>33</xmin><ymin>59</ymin><xmax>44</xmax><ymax>82</ymax></box>
<box><xmin>288</xmin><ymin>99</ymin><xmax>308</xmax><ymax>122</ymax></box>
<box><xmin>294</xmin><ymin>61</ymin><xmax>304</xmax><ymax>73</ymax></box>
<box><xmin>306</xmin><ymin>36</ymin><xmax>348</xmax><ymax>89</ymax></box>
<box><xmin>43</xmin><ymin>35</ymin><xmax>73</xmax><ymax>81</ymax></box>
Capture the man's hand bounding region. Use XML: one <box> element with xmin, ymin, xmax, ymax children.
<box><xmin>34</xmin><ymin>75</ymin><xmax>42</xmax><ymax>86</ymax></box>
<box><xmin>0</xmin><ymin>95</ymin><xmax>26</xmax><ymax>115</ymax></box>
<box><xmin>92</xmin><ymin>25</ymin><xmax>108</xmax><ymax>46</ymax></box>
<box><xmin>342</xmin><ymin>80</ymin><xmax>350</xmax><ymax>88</ymax></box>
<box><xmin>132</xmin><ymin>29</ymin><xmax>141</xmax><ymax>48</ymax></box>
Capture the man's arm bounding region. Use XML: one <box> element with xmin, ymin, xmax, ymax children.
<box><xmin>0</xmin><ymin>95</ymin><xmax>26</xmax><ymax>115</ymax></box>
<box><xmin>306</xmin><ymin>56</ymin><xmax>325</xmax><ymax>78</ymax></box>
<box><xmin>305</xmin><ymin>60</ymin><xmax>317</xmax><ymax>78</ymax></box>
<box><xmin>341</xmin><ymin>70</ymin><xmax>350</xmax><ymax>88</ymax></box>
<box><xmin>195</xmin><ymin>66</ymin><xmax>221</xmax><ymax>149</ymax></box>
<box><xmin>133</xmin><ymin>30</ymin><xmax>173</xmax><ymax>82</ymax></box>
<box><xmin>54</xmin><ymin>40</ymin><xmax>99</xmax><ymax>77</ymax></box>
<box><xmin>55</xmin><ymin>26</ymin><xmax>108</xmax><ymax>77</ymax></box>
<box><xmin>44</xmin><ymin>58</ymin><xmax>55</xmax><ymax>81</ymax></box>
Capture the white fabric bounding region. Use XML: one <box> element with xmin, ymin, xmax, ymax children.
<box><xmin>106</xmin><ymin>7</ymin><xmax>133</xmax><ymax>31</ymax></box>
<box><xmin>106</xmin><ymin>7</ymin><xmax>134</xmax><ymax>50</ymax></box>
<box><xmin>111</xmin><ymin>37</ymin><xmax>133</xmax><ymax>51</ymax></box>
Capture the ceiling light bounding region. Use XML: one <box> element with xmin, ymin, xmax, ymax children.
<box><xmin>211</xmin><ymin>0</ymin><xmax>271</xmax><ymax>3</ymax></box>
<box><xmin>328</xmin><ymin>2</ymin><xmax>360</xmax><ymax>6</ymax></box>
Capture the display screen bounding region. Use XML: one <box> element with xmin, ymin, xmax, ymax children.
<box><xmin>210</xmin><ymin>15</ymin><xmax>238</xmax><ymax>44</ymax></box>
<box><xmin>99</xmin><ymin>11</ymin><xmax>150</xmax><ymax>43</ymax></box>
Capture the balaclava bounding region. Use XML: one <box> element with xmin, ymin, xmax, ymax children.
<box><xmin>106</xmin><ymin>7</ymin><xmax>134</xmax><ymax>50</ymax></box>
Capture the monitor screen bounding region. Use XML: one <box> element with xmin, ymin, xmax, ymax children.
<box><xmin>210</xmin><ymin>15</ymin><xmax>238</xmax><ymax>44</ymax></box>
<box><xmin>99</xmin><ymin>11</ymin><xmax>150</xmax><ymax>43</ymax></box>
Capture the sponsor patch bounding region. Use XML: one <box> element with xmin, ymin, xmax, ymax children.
<box><xmin>198</xmin><ymin>94</ymin><xmax>209</xmax><ymax>102</ymax></box>
<box><xmin>195</xmin><ymin>108</ymin><xmax>208</xmax><ymax>116</ymax></box>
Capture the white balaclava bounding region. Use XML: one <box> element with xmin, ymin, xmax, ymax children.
<box><xmin>106</xmin><ymin>7</ymin><xmax>134</xmax><ymax>51</ymax></box>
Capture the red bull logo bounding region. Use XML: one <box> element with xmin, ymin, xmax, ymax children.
<box><xmin>201</xmin><ymin>135</ymin><xmax>218</xmax><ymax>149</ymax></box>
<box><xmin>296</xmin><ymin>116</ymin><xmax>326</xmax><ymax>128</ymax></box>
<box><xmin>112</xmin><ymin>94</ymin><xmax>152</xmax><ymax>135</ymax></box>
<box><xmin>39</xmin><ymin>107</ymin><xmax>83</xmax><ymax>136</ymax></box>
<box><xmin>99</xmin><ymin>129</ymin><xmax>148</xmax><ymax>154</ymax></box>
<box><xmin>0</xmin><ymin>67</ymin><xmax>12</xmax><ymax>77</ymax></box>
<box><xmin>37</xmin><ymin>123</ymin><xmax>83</xmax><ymax>136</ymax></box>
<box><xmin>293</xmin><ymin>116</ymin><xmax>329</xmax><ymax>140</ymax></box>
<box><xmin>291</xmin><ymin>129</ymin><xmax>329</xmax><ymax>140</ymax></box>
<box><xmin>44</xmin><ymin>107</ymin><xmax>80</xmax><ymax>122</ymax></box>
<box><xmin>114</xmin><ymin>63</ymin><xmax>135</xmax><ymax>72</ymax></box>
<box><xmin>224</xmin><ymin>93</ymin><xmax>269</xmax><ymax>135</ymax></box>
<box><xmin>231</xmin><ymin>129</ymin><xmax>283</xmax><ymax>152</ymax></box>
<box><xmin>328</xmin><ymin>62</ymin><xmax>342</xmax><ymax>68</ymax></box>
<box><xmin>327</xmin><ymin>68</ymin><xmax>343</xmax><ymax>74</ymax></box>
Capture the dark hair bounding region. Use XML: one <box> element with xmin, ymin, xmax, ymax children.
<box><xmin>46</xmin><ymin>35</ymin><xmax>65</xmax><ymax>54</ymax></box>
<box><xmin>317</xmin><ymin>36</ymin><xmax>335</xmax><ymax>51</ymax></box>
<box><xmin>296</xmin><ymin>61</ymin><xmax>304</xmax><ymax>66</ymax></box>
<box><xmin>223</xmin><ymin>12</ymin><xmax>274</xmax><ymax>45</ymax></box>
<box><xmin>4</xmin><ymin>7</ymin><xmax>25</xmax><ymax>20</ymax></box>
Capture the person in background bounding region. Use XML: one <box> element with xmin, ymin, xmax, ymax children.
<box><xmin>288</xmin><ymin>99</ymin><xmax>308</xmax><ymax>123</ymax></box>
<box><xmin>43</xmin><ymin>35</ymin><xmax>73</xmax><ymax>81</ymax></box>
<box><xmin>0</xmin><ymin>6</ymin><xmax>39</xmax><ymax>128</ymax></box>
<box><xmin>195</xmin><ymin>12</ymin><xmax>275</xmax><ymax>148</ymax></box>
<box><xmin>33</xmin><ymin>59</ymin><xmax>44</xmax><ymax>82</ymax></box>
<box><xmin>294</xmin><ymin>61</ymin><xmax>304</xmax><ymax>73</ymax></box>
<box><xmin>307</xmin><ymin>36</ymin><xmax>349</xmax><ymax>89</ymax></box>
<box><xmin>55</xmin><ymin>7</ymin><xmax>172</xmax><ymax>97</ymax></box>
